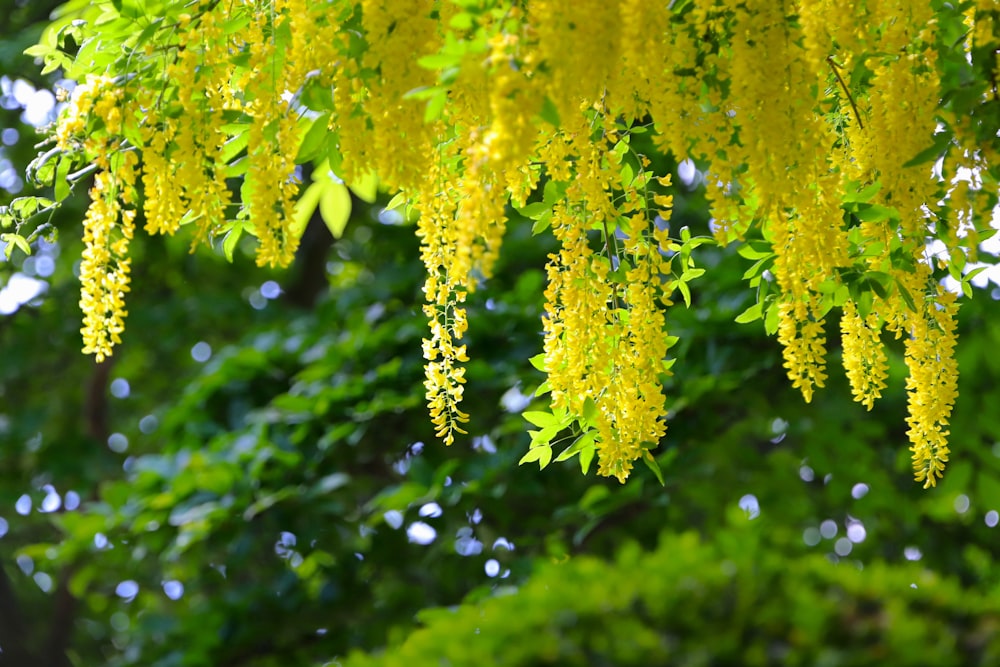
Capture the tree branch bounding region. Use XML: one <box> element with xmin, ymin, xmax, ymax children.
<box><xmin>827</xmin><ymin>56</ymin><xmax>864</xmax><ymax>130</ymax></box>
<box><xmin>0</xmin><ymin>561</ymin><xmax>39</xmax><ymax>666</ymax></box>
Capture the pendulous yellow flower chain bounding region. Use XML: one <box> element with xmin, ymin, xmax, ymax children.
<box><xmin>46</xmin><ymin>0</ymin><xmax>1000</xmax><ymax>485</ymax></box>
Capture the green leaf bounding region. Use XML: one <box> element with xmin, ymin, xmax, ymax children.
<box><xmin>403</xmin><ymin>85</ymin><xmax>439</xmax><ymax>101</ymax></box>
<box><xmin>642</xmin><ymin>450</ymin><xmax>665</xmax><ymax>486</ymax></box>
<box><xmin>301</xmin><ymin>77</ymin><xmax>335</xmax><ymax>110</ymax></box>
<box><xmin>620</xmin><ymin>162</ymin><xmax>634</xmax><ymax>188</ymax></box>
<box><xmin>764</xmin><ymin>300</ymin><xmax>780</xmax><ymax>335</ymax></box>
<box><xmin>735</xmin><ymin>302</ymin><xmax>763</xmax><ymax>324</ymax></box>
<box><xmin>681</xmin><ymin>267</ymin><xmax>705</xmax><ymax>281</ymax></box>
<box><xmin>41</xmin><ymin>52</ymin><xmax>71</xmax><ymax>76</ymax></box>
<box><xmin>964</xmin><ymin>266</ymin><xmax>988</xmax><ymax>283</ymax></box>
<box><xmin>867</xmin><ymin>278</ymin><xmax>888</xmax><ymax>299</ymax></box>
<box><xmin>743</xmin><ymin>257</ymin><xmax>771</xmax><ymax>281</ymax></box>
<box><xmin>222</xmin><ymin>13</ymin><xmax>253</xmax><ymax>35</ymax></box>
<box><xmin>901</xmin><ymin>131</ymin><xmax>953</xmax><ymax>168</ymax></box>
<box><xmin>543</xmin><ymin>179</ymin><xmax>567</xmax><ymax>204</ymax></box>
<box><xmin>531</xmin><ymin>212</ymin><xmax>552</xmax><ymax>235</ymax></box>
<box><xmin>131</xmin><ymin>16</ymin><xmax>164</xmax><ymax>50</ymax></box>
<box><xmin>523</xmin><ymin>411</ymin><xmax>557</xmax><ymax>428</ymax></box>
<box><xmin>518</xmin><ymin>446</ymin><xmax>552</xmax><ymax>469</ymax></box>
<box><xmin>842</xmin><ymin>180</ymin><xmax>882</xmax><ymax>204</ymax></box>
<box><xmin>224</xmin><ymin>156</ymin><xmax>249</xmax><ymax>178</ymax></box>
<box><xmin>384</xmin><ymin>192</ymin><xmax>408</xmax><ymax>211</ymax></box>
<box><xmin>854</xmin><ymin>204</ymin><xmax>897</xmax><ymax>223</ymax></box>
<box><xmin>2</xmin><ymin>233</ymin><xmax>31</xmax><ymax>258</ymax></box>
<box><xmin>23</xmin><ymin>43</ymin><xmax>54</xmax><ymax>58</ymax></box>
<box><xmin>54</xmin><ymin>158</ymin><xmax>72</xmax><ymax>201</ymax></box>
<box><xmin>579</xmin><ymin>441</ymin><xmax>595</xmax><ymax>474</ymax></box>
<box><xmin>529</xmin><ymin>353</ymin><xmax>547</xmax><ymax>371</ymax></box>
<box><xmin>295</xmin><ymin>112</ymin><xmax>330</xmax><ymax>163</ymax></box>
<box><xmin>555</xmin><ymin>432</ymin><xmax>595</xmax><ymax>462</ymax></box>
<box><xmin>449</xmin><ymin>11</ymin><xmax>473</xmax><ymax>29</ymax></box>
<box><xmin>677</xmin><ymin>280</ymin><xmax>691</xmax><ymax>307</ymax></box>
<box><xmin>865</xmin><ymin>271</ymin><xmax>892</xmax><ymax>292</ymax></box>
<box><xmin>539</xmin><ymin>96</ymin><xmax>561</xmax><ymax>126</ymax></box>
<box><xmin>291</xmin><ymin>181</ymin><xmax>323</xmax><ymax>240</ymax></box>
<box><xmin>737</xmin><ymin>241</ymin><xmax>773</xmax><ymax>260</ymax></box>
<box><xmin>312</xmin><ymin>473</ymin><xmax>350</xmax><ymax>495</ymax></box>
<box><xmin>243</xmin><ymin>488</ymin><xmax>299</xmax><ymax>520</ymax></box>
<box><xmin>861</xmin><ymin>241</ymin><xmax>885</xmax><ymax>258</ymax></box>
<box><xmin>895</xmin><ymin>281</ymin><xmax>917</xmax><ymax>312</ymax></box>
<box><xmin>10</xmin><ymin>197</ymin><xmax>54</xmax><ymax>219</ymax></box>
<box><xmin>417</xmin><ymin>52</ymin><xmax>463</xmax><ymax>70</ymax></box>
<box><xmin>949</xmin><ymin>247</ymin><xmax>967</xmax><ymax>276</ymax></box>
<box><xmin>222</xmin><ymin>223</ymin><xmax>243</xmax><ymax>262</ymax></box>
<box><xmin>856</xmin><ymin>289</ymin><xmax>874</xmax><ymax>319</ymax></box>
<box><xmin>424</xmin><ymin>89</ymin><xmax>448</xmax><ymax>122</ymax></box>
<box><xmin>610</xmin><ymin>140</ymin><xmax>629</xmax><ymax>165</ymax></box>
<box><xmin>517</xmin><ymin>202</ymin><xmax>550</xmax><ymax>219</ymax></box>
<box><xmin>348</xmin><ymin>171</ymin><xmax>378</xmax><ymax>203</ymax></box>
<box><xmin>319</xmin><ymin>181</ymin><xmax>352</xmax><ymax>238</ymax></box>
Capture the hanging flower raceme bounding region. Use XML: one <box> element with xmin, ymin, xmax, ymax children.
<box><xmin>54</xmin><ymin>75</ymin><xmax>138</xmax><ymax>363</ymax></box>
<box><xmin>28</xmin><ymin>0</ymin><xmax>1000</xmax><ymax>485</ymax></box>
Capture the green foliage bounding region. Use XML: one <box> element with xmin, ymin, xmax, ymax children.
<box><xmin>3</xmin><ymin>184</ymin><xmax>997</xmax><ymax>665</ymax></box>
<box><xmin>5</xmin><ymin>2</ymin><xmax>1000</xmax><ymax>665</ymax></box>
<box><xmin>343</xmin><ymin>527</ymin><xmax>1000</xmax><ymax>667</ymax></box>
<box><xmin>5</xmin><ymin>157</ymin><xmax>1000</xmax><ymax>665</ymax></box>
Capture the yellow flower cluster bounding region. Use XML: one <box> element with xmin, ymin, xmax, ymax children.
<box><xmin>79</xmin><ymin>168</ymin><xmax>136</xmax><ymax>363</ymax></box>
<box><xmin>242</xmin><ymin>7</ymin><xmax>302</xmax><ymax>268</ymax></box>
<box><xmin>905</xmin><ymin>289</ymin><xmax>959</xmax><ymax>487</ymax></box>
<box><xmin>536</xmin><ymin>120</ymin><xmax>677</xmax><ymax>481</ymax></box>
<box><xmin>60</xmin><ymin>0</ymin><xmax>322</xmax><ymax>361</ymax></box>
<box><xmin>49</xmin><ymin>0</ymin><xmax>999</xmax><ymax>484</ymax></box>
<box><xmin>415</xmin><ymin>160</ymin><xmax>470</xmax><ymax>446</ymax></box>
<box><xmin>840</xmin><ymin>302</ymin><xmax>888</xmax><ymax>410</ymax></box>
<box><xmin>661</xmin><ymin>0</ymin><xmax>969</xmax><ymax>485</ymax></box>
<box><xmin>56</xmin><ymin>75</ymin><xmax>137</xmax><ymax>362</ymax></box>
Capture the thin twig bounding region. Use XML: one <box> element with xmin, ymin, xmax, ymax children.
<box><xmin>827</xmin><ymin>56</ymin><xmax>864</xmax><ymax>130</ymax></box>
<box><xmin>66</xmin><ymin>163</ymin><xmax>99</xmax><ymax>183</ymax></box>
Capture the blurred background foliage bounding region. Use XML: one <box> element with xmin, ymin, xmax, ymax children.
<box><xmin>4</xmin><ymin>1</ymin><xmax>1000</xmax><ymax>666</ymax></box>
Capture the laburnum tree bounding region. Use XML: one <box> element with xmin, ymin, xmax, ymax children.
<box><xmin>8</xmin><ymin>0</ymin><xmax>1000</xmax><ymax>487</ymax></box>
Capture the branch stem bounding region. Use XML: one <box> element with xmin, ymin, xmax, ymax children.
<box><xmin>827</xmin><ymin>56</ymin><xmax>864</xmax><ymax>131</ymax></box>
